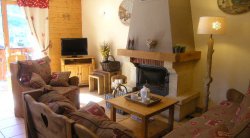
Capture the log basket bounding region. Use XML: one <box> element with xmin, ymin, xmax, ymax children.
<box><xmin>100</xmin><ymin>55</ymin><xmax>120</xmax><ymax>72</ymax></box>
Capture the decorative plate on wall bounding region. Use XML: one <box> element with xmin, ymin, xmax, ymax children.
<box><xmin>119</xmin><ymin>0</ymin><xmax>134</xmax><ymax>26</ymax></box>
<box><xmin>218</xmin><ymin>0</ymin><xmax>250</xmax><ymax>14</ymax></box>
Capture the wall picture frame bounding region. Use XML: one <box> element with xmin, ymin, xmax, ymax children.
<box><xmin>218</xmin><ymin>0</ymin><xmax>250</xmax><ymax>14</ymax></box>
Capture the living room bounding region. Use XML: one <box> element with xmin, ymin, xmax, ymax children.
<box><xmin>0</xmin><ymin>0</ymin><xmax>250</xmax><ymax>138</ymax></box>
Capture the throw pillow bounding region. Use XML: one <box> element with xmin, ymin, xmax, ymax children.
<box><xmin>79</xmin><ymin>102</ymin><xmax>108</xmax><ymax>119</ymax></box>
<box><xmin>231</xmin><ymin>84</ymin><xmax>250</xmax><ymax>136</ymax></box>
<box><xmin>49</xmin><ymin>72</ymin><xmax>71</xmax><ymax>87</ymax></box>
<box><xmin>29</xmin><ymin>73</ymin><xmax>46</xmax><ymax>89</ymax></box>
<box><xmin>38</xmin><ymin>91</ymin><xmax>77</xmax><ymax>115</ymax></box>
<box><xmin>18</xmin><ymin>56</ymin><xmax>51</xmax><ymax>85</ymax></box>
<box><xmin>67</xmin><ymin>111</ymin><xmax>134</xmax><ymax>138</ymax></box>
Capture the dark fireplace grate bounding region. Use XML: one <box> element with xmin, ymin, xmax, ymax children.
<box><xmin>135</xmin><ymin>64</ymin><xmax>169</xmax><ymax>96</ymax></box>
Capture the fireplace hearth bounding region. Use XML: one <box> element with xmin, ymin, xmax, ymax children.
<box><xmin>135</xmin><ymin>64</ymin><xmax>169</xmax><ymax>96</ymax></box>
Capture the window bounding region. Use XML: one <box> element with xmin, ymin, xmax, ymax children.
<box><xmin>1</xmin><ymin>1</ymin><xmax>33</xmax><ymax>49</ymax></box>
<box><xmin>0</xmin><ymin>2</ymin><xmax>5</xmax><ymax>49</ymax></box>
<box><xmin>7</xmin><ymin>5</ymin><xmax>33</xmax><ymax>48</ymax></box>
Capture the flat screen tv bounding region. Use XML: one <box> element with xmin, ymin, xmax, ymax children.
<box><xmin>61</xmin><ymin>38</ymin><xmax>88</xmax><ymax>56</ymax></box>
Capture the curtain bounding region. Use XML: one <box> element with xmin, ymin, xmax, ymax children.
<box><xmin>17</xmin><ymin>0</ymin><xmax>49</xmax><ymax>58</ymax></box>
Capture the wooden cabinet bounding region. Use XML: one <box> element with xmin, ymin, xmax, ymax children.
<box><xmin>61</xmin><ymin>56</ymin><xmax>95</xmax><ymax>85</ymax></box>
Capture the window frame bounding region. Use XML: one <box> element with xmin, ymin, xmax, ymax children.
<box><xmin>1</xmin><ymin>0</ymin><xmax>28</xmax><ymax>49</ymax></box>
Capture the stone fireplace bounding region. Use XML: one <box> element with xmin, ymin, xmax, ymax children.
<box><xmin>135</xmin><ymin>63</ymin><xmax>169</xmax><ymax>96</ymax></box>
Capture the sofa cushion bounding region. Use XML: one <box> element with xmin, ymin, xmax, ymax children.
<box><xmin>79</xmin><ymin>102</ymin><xmax>109</xmax><ymax>119</ymax></box>
<box><xmin>230</xmin><ymin>88</ymin><xmax>250</xmax><ymax>136</ymax></box>
<box><xmin>167</xmin><ymin>116</ymin><xmax>230</xmax><ymax>138</ymax></box>
<box><xmin>18</xmin><ymin>56</ymin><xmax>51</xmax><ymax>84</ymax></box>
<box><xmin>67</xmin><ymin>111</ymin><xmax>134</xmax><ymax>138</ymax></box>
<box><xmin>202</xmin><ymin>101</ymin><xmax>240</xmax><ymax>130</ymax></box>
<box><xmin>49</xmin><ymin>72</ymin><xmax>71</xmax><ymax>87</ymax></box>
<box><xmin>29</xmin><ymin>73</ymin><xmax>46</xmax><ymax>89</ymax></box>
<box><xmin>52</xmin><ymin>86</ymin><xmax>79</xmax><ymax>95</ymax></box>
<box><xmin>38</xmin><ymin>91</ymin><xmax>77</xmax><ymax>115</ymax></box>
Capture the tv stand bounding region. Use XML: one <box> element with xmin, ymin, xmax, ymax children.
<box><xmin>61</xmin><ymin>56</ymin><xmax>95</xmax><ymax>86</ymax></box>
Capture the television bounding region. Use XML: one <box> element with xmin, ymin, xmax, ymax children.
<box><xmin>61</xmin><ymin>38</ymin><xmax>88</xmax><ymax>56</ymax></box>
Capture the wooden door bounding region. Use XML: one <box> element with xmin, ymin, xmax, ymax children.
<box><xmin>79</xmin><ymin>64</ymin><xmax>91</xmax><ymax>85</ymax></box>
<box><xmin>64</xmin><ymin>65</ymin><xmax>78</xmax><ymax>78</ymax></box>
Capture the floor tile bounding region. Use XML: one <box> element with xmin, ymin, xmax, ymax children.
<box><xmin>0</xmin><ymin>124</ymin><xmax>25</xmax><ymax>138</ymax></box>
<box><xmin>0</xmin><ymin>132</ymin><xmax>5</xmax><ymax>138</ymax></box>
<box><xmin>0</xmin><ymin>117</ymin><xmax>24</xmax><ymax>129</ymax></box>
<box><xmin>0</xmin><ymin>111</ymin><xmax>15</xmax><ymax>121</ymax></box>
<box><xmin>11</xmin><ymin>133</ymin><xmax>27</xmax><ymax>138</ymax></box>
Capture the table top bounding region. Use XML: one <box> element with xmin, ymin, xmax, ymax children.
<box><xmin>106</xmin><ymin>92</ymin><xmax>178</xmax><ymax>117</ymax></box>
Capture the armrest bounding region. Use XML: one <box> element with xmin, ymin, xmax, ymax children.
<box><xmin>68</xmin><ymin>76</ymin><xmax>79</xmax><ymax>86</ymax></box>
<box><xmin>227</xmin><ymin>88</ymin><xmax>244</xmax><ymax>104</ymax></box>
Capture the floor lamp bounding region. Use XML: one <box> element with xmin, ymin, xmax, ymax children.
<box><xmin>197</xmin><ymin>16</ymin><xmax>225</xmax><ymax>112</ymax></box>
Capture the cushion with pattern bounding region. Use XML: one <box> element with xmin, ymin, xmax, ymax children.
<box><xmin>67</xmin><ymin>111</ymin><xmax>134</xmax><ymax>138</ymax></box>
<box><xmin>230</xmin><ymin>83</ymin><xmax>250</xmax><ymax>136</ymax></box>
<box><xmin>79</xmin><ymin>102</ymin><xmax>108</xmax><ymax>119</ymax></box>
<box><xmin>29</xmin><ymin>73</ymin><xmax>46</xmax><ymax>89</ymax></box>
<box><xmin>49</xmin><ymin>72</ymin><xmax>71</xmax><ymax>87</ymax></box>
<box><xmin>38</xmin><ymin>91</ymin><xmax>77</xmax><ymax>115</ymax></box>
<box><xmin>18</xmin><ymin>56</ymin><xmax>51</xmax><ymax>85</ymax></box>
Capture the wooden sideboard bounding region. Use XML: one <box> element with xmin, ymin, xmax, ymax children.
<box><xmin>61</xmin><ymin>56</ymin><xmax>95</xmax><ymax>86</ymax></box>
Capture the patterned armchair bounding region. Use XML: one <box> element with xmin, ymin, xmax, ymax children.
<box><xmin>10</xmin><ymin>56</ymin><xmax>80</xmax><ymax>117</ymax></box>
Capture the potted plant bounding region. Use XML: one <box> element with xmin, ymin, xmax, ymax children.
<box><xmin>99</xmin><ymin>41</ymin><xmax>120</xmax><ymax>72</ymax></box>
<box><xmin>100</xmin><ymin>41</ymin><xmax>111</xmax><ymax>63</ymax></box>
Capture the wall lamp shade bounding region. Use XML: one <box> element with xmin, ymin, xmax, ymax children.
<box><xmin>197</xmin><ymin>17</ymin><xmax>225</xmax><ymax>35</ymax></box>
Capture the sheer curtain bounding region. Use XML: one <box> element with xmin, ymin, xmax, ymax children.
<box><xmin>17</xmin><ymin>0</ymin><xmax>49</xmax><ymax>59</ymax></box>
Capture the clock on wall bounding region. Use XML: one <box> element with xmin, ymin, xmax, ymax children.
<box><xmin>217</xmin><ymin>0</ymin><xmax>250</xmax><ymax>14</ymax></box>
<box><xmin>118</xmin><ymin>0</ymin><xmax>134</xmax><ymax>26</ymax></box>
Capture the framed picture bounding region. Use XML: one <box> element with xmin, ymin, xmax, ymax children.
<box><xmin>218</xmin><ymin>0</ymin><xmax>250</xmax><ymax>14</ymax></box>
<box><xmin>118</xmin><ymin>0</ymin><xmax>134</xmax><ymax>26</ymax></box>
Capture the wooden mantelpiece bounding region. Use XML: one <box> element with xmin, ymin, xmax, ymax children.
<box><xmin>117</xmin><ymin>49</ymin><xmax>201</xmax><ymax>63</ymax></box>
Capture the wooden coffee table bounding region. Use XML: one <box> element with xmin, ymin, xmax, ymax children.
<box><xmin>106</xmin><ymin>93</ymin><xmax>178</xmax><ymax>138</ymax></box>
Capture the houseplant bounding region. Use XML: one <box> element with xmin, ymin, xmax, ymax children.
<box><xmin>100</xmin><ymin>41</ymin><xmax>120</xmax><ymax>72</ymax></box>
<box><xmin>100</xmin><ymin>41</ymin><xmax>111</xmax><ymax>62</ymax></box>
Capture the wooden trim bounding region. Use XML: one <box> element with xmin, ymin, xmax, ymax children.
<box><xmin>2</xmin><ymin>0</ymin><xmax>10</xmax><ymax>47</ymax></box>
<box><xmin>175</xmin><ymin>51</ymin><xmax>201</xmax><ymax>62</ymax></box>
<box><xmin>117</xmin><ymin>49</ymin><xmax>201</xmax><ymax>63</ymax></box>
<box><xmin>6</xmin><ymin>0</ymin><xmax>17</xmax><ymax>5</ymax></box>
<box><xmin>117</xmin><ymin>49</ymin><xmax>176</xmax><ymax>62</ymax></box>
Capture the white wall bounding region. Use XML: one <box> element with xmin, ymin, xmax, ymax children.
<box><xmin>191</xmin><ymin>0</ymin><xmax>250</xmax><ymax>106</ymax></box>
<box><xmin>81</xmin><ymin>0</ymin><xmax>137</xmax><ymax>85</ymax></box>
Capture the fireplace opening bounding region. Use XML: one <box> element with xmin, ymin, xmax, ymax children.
<box><xmin>135</xmin><ymin>64</ymin><xmax>169</xmax><ymax>96</ymax></box>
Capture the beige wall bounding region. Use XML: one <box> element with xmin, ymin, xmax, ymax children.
<box><xmin>191</xmin><ymin>0</ymin><xmax>250</xmax><ymax>106</ymax></box>
<box><xmin>81</xmin><ymin>0</ymin><xmax>137</xmax><ymax>84</ymax></box>
<box><xmin>82</xmin><ymin>0</ymin><xmax>250</xmax><ymax>107</ymax></box>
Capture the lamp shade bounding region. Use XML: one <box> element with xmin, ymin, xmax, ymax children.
<box><xmin>197</xmin><ymin>16</ymin><xmax>225</xmax><ymax>35</ymax></box>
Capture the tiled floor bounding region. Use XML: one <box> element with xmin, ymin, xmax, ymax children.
<box><xmin>0</xmin><ymin>81</ymin><xmax>190</xmax><ymax>137</ymax></box>
<box><xmin>0</xmin><ymin>81</ymin><xmax>25</xmax><ymax>138</ymax></box>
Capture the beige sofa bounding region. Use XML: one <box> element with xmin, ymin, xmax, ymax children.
<box><xmin>10</xmin><ymin>56</ymin><xmax>80</xmax><ymax>117</ymax></box>
<box><xmin>23</xmin><ymin>89</ymin><xmax>134</xmax><ymax>138</ymax></box>
<box><xmin>167</xmin><ymin>85</ymin><xmax>250</xmax><ymax>138</ymax></box>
